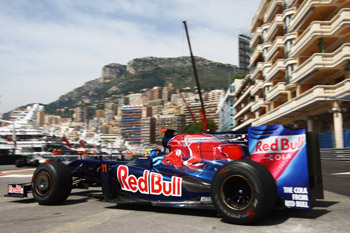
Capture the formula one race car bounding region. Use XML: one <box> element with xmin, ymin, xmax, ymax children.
<box><xmin>6</xmin><ymin>125</ymin><xmax>324</xmax><ymax>225</ymax></box>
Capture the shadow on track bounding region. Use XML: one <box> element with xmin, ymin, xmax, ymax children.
<box><xmin>105</xmin><ymin>199</ymin><xmax>337</xmax><ymax>226</ymax></box>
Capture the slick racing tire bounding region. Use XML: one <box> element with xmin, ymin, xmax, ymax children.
<box><xmin>211</xmin><ymin>160</ymin><xmax>277</xmax><ymax>225</ymax></box>
<box><xmin>32</xmin><ymin>162</ymin><xmax>72</xmax><ymax>205</ymax></box>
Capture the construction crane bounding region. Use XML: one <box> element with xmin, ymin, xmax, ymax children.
<box><xmin>183</xmin><ymin>21</ymin><xmax>210</xmax><ymax>133</ymax></box>
<box><xmin>178</xmin><ymin>82</ymin><xmax>197</xmax><ymax>123</ymax></box>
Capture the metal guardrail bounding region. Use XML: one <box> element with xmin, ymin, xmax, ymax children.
<box><xmin>320</xmin><ymin>148</ymin><xmax>350</xmax><ymax>161</ymax></box>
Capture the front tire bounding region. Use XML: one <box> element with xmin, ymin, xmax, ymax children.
<box><xmin>32</xmin><ymin>162</ymin><xmax>72</xmax><ymax>205</ymax></box>
<box><xmin>211</xmin><ymin>160</ymin><xmax>277</xmax><ymax>225</ymax></box>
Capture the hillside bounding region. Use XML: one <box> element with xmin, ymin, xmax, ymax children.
<box><xmin>45</xmin><ymin>56</ymin><xmax>240</xmax><ymax>114</ymax></box>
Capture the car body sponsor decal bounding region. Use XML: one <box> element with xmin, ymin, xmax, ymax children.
<box><xmin>117</xmin><ymin>165</ymin><xmax>182</xmax><ymax>197</ymax></box>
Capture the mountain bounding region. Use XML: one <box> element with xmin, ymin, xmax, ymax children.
<box><xmin>45</xmin><ymin>56</ymin><xmax>240</xmax><ymax>114</ymax></box>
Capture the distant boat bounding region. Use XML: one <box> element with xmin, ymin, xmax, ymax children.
<box><xmin>0</xmin><ymin>104</ymin><xmax>73</xmax><ymax>166</ymax></box>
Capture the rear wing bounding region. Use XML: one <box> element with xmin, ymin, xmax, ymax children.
<box><xmin>248</xmin><ymin>125</ymin><xmax>323</xmax><ymax>209</ymax></box>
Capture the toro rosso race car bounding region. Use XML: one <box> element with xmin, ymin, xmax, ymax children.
<box><xmin>6</xmin><ymin>125</ymin><xmax>324</xmax><ymax>225</ymax></box>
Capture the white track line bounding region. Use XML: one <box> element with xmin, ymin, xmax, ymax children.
<box><xmin>331</xmin><ymin>172</ymin><xmax>350</xmax><ymax>175</ymax></box>
<box><xmin>0</xmin><ymin>174</ymin><xmax>33</xmax><ymax>178</ymax></box>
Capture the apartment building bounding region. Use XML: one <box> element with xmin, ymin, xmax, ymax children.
<box><xmin>162</xmin><ymin>83</ymin><xmax>177</xmax><ymax>104</ymax></box>
<box><xmin>208</xmin><ymin>89</ymin><xmax>225</xmax><ymax>102</ymax></box>
<box><xmin>74</xmin><ymin>107</ymin><xmax>90</xmax><ymax>123</ymax></box>
<box><xmin>234</xmin><ymin>0</ymin><xmax>350</xmax><ymax>148</ymax></box>
<box><xmin>238</xmin><ymin>34</ymin><xmax>252</xmax><ymax>73</ymax></box>
<box><xmin>120</xmin><ymin>105</ymin><xmax>152</xmax><ymax>144</ymax></box>
<box><xmin>104</xmin><ymin>103</ymin><xmax>118</xmax><ymax>120</ymax></box>
<box><xmin>182</xmin><ymin>100</ymin><xmax>220</xmax><ymax>126</ymax></box>
<box><xmin>128</xmin><ymin>93</ymin><xmax>145</xmax><ymax>106</ymax></box>
<box><xmin>140</xmin><ymin>117</ymin><xmax>155</xmax><ymax>144</ymax></box>
<box><xmin>217</xmin><ymin>79</ymin><xmax>243</xmax><ymax>131</ymax></box>
<box><xmin>154</xmin><ymin>116</ymin><xmax>186</xmax><ymax>142</ymax></box>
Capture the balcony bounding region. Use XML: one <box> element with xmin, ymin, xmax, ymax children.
<box><xmin>283</xmin><ymin>33</ymin><xmax>297</xmax><ymax>59</ymax></box>
<box><xmin>284</xmin><ymin>57</ymin><xmax>297</xmax><ymax>67</ymax></box>
<box><xmin>265</xmin><ymin>59</ymin><xmax>285</xmax><ymax>82</ymax></box>
<box><xmin>263</xmin><ymin>0</ymin><xmax>283</xmax><ymax>24</ymax></box>
<box><xmin>250</xmin><ymin>62</ymin><xmax>263</xmax><ymax>81</ymax></box>
<box><xmin>250</xmin><ymin>0</ymin><xmax>272</xmax><ymax>33</ymax></box>
<box><xmin>262</xmin><ymin>42</ymin><xmax>271</xmax><ymax>57</ymax></box>
<box><xmin>262</xmin><ymin>62</ymin><xmax>272</xmax><ymax>80</ymax></box>
<box><xmin>253</xmin><ymin>79</ymin><xmax>350</xmax><ymax>126</ymax></box>
<box><xmin>250</xmin><ymin>44</ymin><xmax>263</xmax><ymax>65</ymax></box>
<box><xmin>265</xmin><ymin>82</ymin><xmax>288</xmax><ymax>102</ymax></box>
<box><xmin>234</xmin><ymin>102</ymin><xmax>254</xmax><ymax>120</ymax></box>
<box><xmin>251</xmin><ymin>98</ymin><xmax>266</xmax><ymax>112</ymax></box>
<box><xmin>250</xmin><ymin>27</ymin><xmax>262</xmax><ymax>48</ymax></box>
<box><xmin>286</xmin><ymin>0</ymin><xmax>303</xmax><ymax>7</ymax></box>
<box><xmin>233</xmin><ymin>118</ymin><xmax>254</xmax><ymax>131</ymax></box>
<box><xmin>265</xmin><ymin>36</ymin><xmax>284</xmax><ymax>62</ymax></box>
<box><xmin>264</xmin><ymin>14</ymin><xmax>283</xmax><ymax>42</ymax></box>
<box><xmin>291</xmin><ymin>9</ymin><xmax>350</xmax><ymax>57</ymax></box>
<box><xmin>291</xmin><ymin>43</ymin><xmax>350</xmax><ymax>84</ymax></box>
<box><xmin>282</xmin><ymin>6</ymin><xmax>296</xmax><ymax>19</ymax></box>
<box><xmin>234</xmin><ymin>86</ymin><xmax>253</xmax><ymax>108</ymax></box>
<box><xmin>289</xmin><ymin>0</ymin><xmax>336</xmax><ymax>32</ymax></box>
<box><xmin>250</xmin><ymin>80</ymin><xmax>264</xmax><ymax>96</ymax></box>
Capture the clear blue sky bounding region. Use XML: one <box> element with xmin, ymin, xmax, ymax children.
<box><xmin>0</xmin><ymin>0</ymin><xmax>261</xmax><ymax>113</ymax></box>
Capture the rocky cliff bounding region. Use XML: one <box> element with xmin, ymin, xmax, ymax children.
<box><xmin>45</xmin><ymin>56</ymin><xmax>240</xmax><ymax>114</ymax></box>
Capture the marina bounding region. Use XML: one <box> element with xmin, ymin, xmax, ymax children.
<box><xmin>0</xmin><ymin>104</ymin><xmax>147</xmax><ymax>166</ymax></box>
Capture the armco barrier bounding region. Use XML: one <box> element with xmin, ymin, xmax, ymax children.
<box><xmin>320</xmin><ymin>148</ymin><xmax>350</xmax><ymax>161</ymax></box>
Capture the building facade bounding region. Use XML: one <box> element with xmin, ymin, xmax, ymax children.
<box><xmin>155</xmin><ymin>116</ymin><xmax>186</xmax><ymax>142</ymax></box>
<box><xmin>73</xmin><ymin>107</ymin><xmax>91</xmax><ymax>123</ymax></box>
<box><xmin>141</xmin><ymin>117</ymin><xmax>155</xmax><ymax>144</ymax></box>
<box><xmin>234</xmin><ymin>0</ymin><xmax>350</xmax><ymax>148</ymax></box>
<box><xmin>217</xmin><ymin>79</ymin><xmax>243</xmax><ymax>131</ymax></box>
<box><xmin>120</xmin><ymin>105</ymin><xmax>152</xmax><ymax>144</ymax></box>
<box><xmin>238</xmin><ymin>34</ymin><xmax>252</xmax><ymax>73</ymax></box>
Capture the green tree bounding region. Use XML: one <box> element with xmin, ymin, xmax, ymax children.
<box><xmin>232</xmin><ymin>73</ymin><xmax>246</xmax><ymax>81</ymax></box>
<box><xmin>184</xmin><ymin>119</ymin><xmax>218</xmax><ymax>134</ymax></box>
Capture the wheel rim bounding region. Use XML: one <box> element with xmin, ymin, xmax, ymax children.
<box><xmin>34</xmin><ymin>171</ymin><xmax>51</xmax><ymax>196</ymax></box>
<box><xmin>221</xmin><ymin>175</ymin><xmax>253</xmax><ymax>210</ymax></box>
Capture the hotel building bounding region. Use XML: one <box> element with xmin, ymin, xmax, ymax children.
<box><xmin>234</xmin><ymin>0</ymin><xmax>350</xmax><ymax>148</ymax></box>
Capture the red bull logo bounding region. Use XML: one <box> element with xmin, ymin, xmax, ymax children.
<box><xmin>8</xmin><ymin>184</ymin><xmax>24</xmax><ymax>194</ymax></box>
<box><xmin>251</xmin><ymin>135</ymin><xmax>306</xmax><ymax>180</ymax></box>
<box><xmin>255</xmin><ymin>136</ymin><xmax>305</xmax><ymax>153</ymax></box>
<box><xmin>117</xmin><ymin>165</ymin><xmax>182</xmax><ymax>197</ymax></box>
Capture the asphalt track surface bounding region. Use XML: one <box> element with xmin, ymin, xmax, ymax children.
<box><xmin>0</xmin><ymin>160</ymin><xmax>349</xmax><ymax>233</ymax></box>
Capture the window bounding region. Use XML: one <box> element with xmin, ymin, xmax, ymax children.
<box><xmin>284</xmin><ymin>39</ymin><xmax>294</xmax><ymax>58</ymax></box>
<box><xmin>263</xmin><ymin>47</ymin><xmax>269</xmax><ymax>59</ymax></box>
<box><xmin>262</xmin><ymin>28</ymin><xmax>268</xmax><ymax>43</ymax></box>
<box><xmin>229</xmin><ymin>98</ymin><xmax>234</xmax><ymax>107</ymax></box>
<box><xmin>230</xmin><ymin>85</ymin><xmax>235</xmax><ymax>93</ymax></box>
<box><xmin>283</xmin><ymin>15</ymin><xmax>293</xmax><ymax>34</ymax></box>
<box><xmin>286</xmin><ymin>64</ymin><xmax>295</xmax><ymax>84</ymax></box>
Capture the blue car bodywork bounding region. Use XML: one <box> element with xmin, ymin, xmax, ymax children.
<box><xmin>7</xmin><ymin>125</ymin><xmax>324</xmax><ymax>224</ymax></box>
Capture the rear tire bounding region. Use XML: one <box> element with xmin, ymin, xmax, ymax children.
<box><xmin>211</xmin><ymin>160</ymin><xmax>277</xmax><ymax>225</ymax></box>
<box><xmin>32</xmin><ymin>162</ymin><xmax>72</xmax><ymax>205</ymax></box>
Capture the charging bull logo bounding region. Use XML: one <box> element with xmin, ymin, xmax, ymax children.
<box><xmin>161</xmin><ymin>134</ymin><xmax>245</xmax><ymax>170</ymax></box>
<box><xmin>117</xmin><ymin>165</ymin><xmax>182</xmax><ymax>197</ymax></box>
<box><xmin>250</xmin><ymin>135</ymin><xmax>306</xmax><ymax>180</ymax></box>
